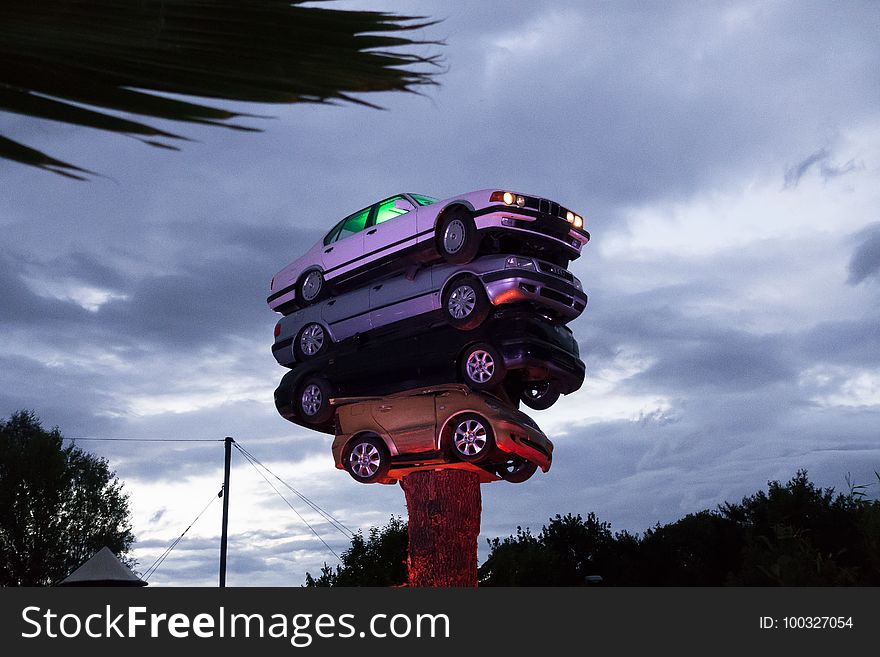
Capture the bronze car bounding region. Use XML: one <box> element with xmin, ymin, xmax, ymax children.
<box><xmin>330</xmin><ymin>385</ymin><xmax>553</xmax><ymax>485</ymax></box>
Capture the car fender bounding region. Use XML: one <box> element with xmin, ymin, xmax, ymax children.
<box><xmin>347</xmin><ymin>430</ymin><xmax>398</xmax><ymax>458</ymax></box>
<box><xmin>435</xmin><ymin>407</ymin><xmax>491</xmax><ymax>452</ymax></box>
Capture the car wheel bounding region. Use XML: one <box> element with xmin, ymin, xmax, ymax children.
<box><xmin>496</xmin><ymin>458</ymin><xmax>538</xmax><ymax>483</ymax></box>
<box><xmin>295</xmin><ymin>376</ymin><xmax>334</xmax><ymax>425</ymax></box>
<box><xmin>449</xmin><ymin>413</ymin><xmax>494</xmax><ymax>464</ymax></box>
<box><xmin>520</xmin><ymin>381</ymin><xmax>561</xmax><ymax>411</ymax></box>
<box><xmin>460</xmin><ymin>342</ymin><xmax>507</xmax><ymax>390</ymax></box>
<box><xmin>437</xmin><ymin>209</ymin><xmax>479</xmax><ymax>265</ymax></box>
<box><xmin>442</xmin><ymin>276</ymin><xmax>490</xmax><ymax>330</ymax></box>
<box><xmin>294</xmin><ymin>322</ymin><xmax>329</xmax><ymax>361</ymax></box>
<box><xmin>297</xmin><ymin>269</ymin><xmax>326</xmax><ymax>306</ymax></box>
<box><xmin>343</xmin><ymin>435</ymin><xmax>390</xmax><ymax>484</ymax></box>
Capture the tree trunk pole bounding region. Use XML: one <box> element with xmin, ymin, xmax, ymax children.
<box><xmin>400</xmin><ymin>469</ymin><xmax>481</xmax><ymax>587</ymax></box>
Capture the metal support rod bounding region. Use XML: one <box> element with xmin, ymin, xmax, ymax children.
<box><xmin>219</xmin><ymin>436</ymin><xmax>234</xmax><ymax>587</ymax></box>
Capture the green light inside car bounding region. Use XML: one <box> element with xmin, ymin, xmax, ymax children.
<box><xmin>374</xmin><ymin>197</ymin><xmax>410</xmax><ymax>224</ymax></box>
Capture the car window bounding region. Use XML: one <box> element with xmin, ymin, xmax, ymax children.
<box><xmin>411</xmin><ymin>194</ymin><xmax>437</xmax><ymax>206</ymax></box>
<box><xmin>331</xmin><ymin>207</ymin><xmax>371</xmax><ymax>243</ymax></box>
<box><xmin>374</xmin><ymin>196</ymin><xmax>411</xmax><ymax>225</ymax></box>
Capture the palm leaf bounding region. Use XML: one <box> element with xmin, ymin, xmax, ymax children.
<box><xmin>0</xmin><ymin>0</ymin><xmax>442</xmax><ymax>178</ymax></box>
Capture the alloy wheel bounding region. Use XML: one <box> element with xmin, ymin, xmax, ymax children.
<box><xmin>447</xmin><ymin>284</ymin><xmax>477</xmax><ymax>319</ymax></box>
<box><xmin>465</xmin><ymin>349</ymin><xmax>496</xmax><ymax>384</ymax></box>
<box><xmin>454</xmin><ymin>418</ymin><xmax>488</xmax><ymax>457</ymax></box>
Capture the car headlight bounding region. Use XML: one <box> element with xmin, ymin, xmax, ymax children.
<box><xmin>490</xmin><ymin>191</ymin><xmax>526</xmax><ymax>207</ymax></box>
<box><xmin>574</xmin><ymin>215</ymin><xmax>583</xmax><ymax>229</ymax></box>
<box><xmin>565</xmin><ymin>211</ymin><xmax>574</xmax><ymax>223</ymax></box>
<box><xmin>505</xmin><ymin>255</ymin><xmax>536</xmax><ymax>270</ymax></box>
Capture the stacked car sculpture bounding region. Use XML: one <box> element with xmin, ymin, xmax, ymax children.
<box><xmin>268</xmin><ymin>189</ymin><xmax>589</xmax><ymax>485</ymax></box>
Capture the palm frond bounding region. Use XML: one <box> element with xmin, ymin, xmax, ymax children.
<box><xmin>0</xmin><ymin>0</ymin><xmax>443</xmax><ymax>178</ymax></box>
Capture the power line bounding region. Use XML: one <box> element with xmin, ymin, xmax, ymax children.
<box><xmin>234</xmin><ymin>444</ymin><xmax>342</xmax><ymax>561</ymax></box>
<box><xmin>142</xmin><ymin>488</ymin><xmax>222</xmax><ymax>582</ymax></box>
<box><xmin>64</xmin><ymin>437</ymin><xmax>223</xmax><ymax>442</ymax></box>
<box><xmin>234</xmin><ymin>442</ymin><xmax>354</xmax><ymax>539</ymax></box>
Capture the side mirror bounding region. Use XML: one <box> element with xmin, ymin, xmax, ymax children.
<box><xmin>393</xmin><ymin>198</ymin><xmax>416</xmax><ymax>212</ymax></box>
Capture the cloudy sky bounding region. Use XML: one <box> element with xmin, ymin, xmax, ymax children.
<box><xmin>2</xmin><ymin>0</ymin><xmax>879</xmax><ymax>586</ymax></box>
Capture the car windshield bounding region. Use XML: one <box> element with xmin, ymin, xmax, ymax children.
<box><xmin>410</xmin><ymin>194</ymin><xmax>437</xmax><ymax>206</ymax></box>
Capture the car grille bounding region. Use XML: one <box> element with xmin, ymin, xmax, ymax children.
<box><xmin>538</xmin><ymin>199</ymin><xmax>562</xmax><ymax>218</ymax></box>
<box><xmin>538</xmin><ymin>261</ymin><xmax>574</xmax><ymax>282</ymax></box>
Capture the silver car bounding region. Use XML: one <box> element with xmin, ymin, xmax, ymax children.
<box><xmin>271</xmin><ymin>252</ymin><xmax>587</xmax><ymax>367</ymax></box>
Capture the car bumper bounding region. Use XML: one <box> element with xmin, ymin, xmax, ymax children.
<box><xmin>474</xmin><ymin>206</ymin><xmax>590</xmax><ymax>258</ymax></box>
<box><xmin>480</xmin><ymin>268</ymin><xmax>587</xmax><ymax>321</ymax></box>
<box><xmin>499</xmin><ymin>337</ymin><xmax>586</xmax><ymax>394</ymax></box>
<box><xmin>492</xmin><ymin>419</ymin><xmax>553</xmax><ymax>472</ymax></box>
<box><xmin>272</xmin><ymin>337</ymin><xmax>295</xmax><ymax>367</ymax></box>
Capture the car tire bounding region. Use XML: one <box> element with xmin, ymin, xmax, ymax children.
<box><xmin>437</xmin><ymin>209</ymin><xmax>479</xmax><ymax>265</ymax></box>
<box><xmin>296</xmin><ymin>269</ymin><xmax>326</xmax><ymax>307</ymax></box>
<box><xmin>448</xmin><ymin>413</ymin><xmax>494</xmax><ymax>464</ymax></box>
<box><xmin>520</xmin><ymin>381</ymin><xmax>561</xmax><ymax>411</ymax></box>
<box><xmin>460</xmin><ymin>342</ymin><xmax>507</xmax><ymax>390</ymax></box>
<box><xmin>343</xmin><ymin>434</ymin><xmax>390</xmax><ymax>484</ymax></box>
<box><xmin>294</xmin><ymin>322</ymin><xmax>330</xmax><ymax>361</ymax></box>
<box><xmin>496</xmin><ymin>458</ymin><xmax>538</xmax><ymax>483</ymax></box>
<box><xmin>442</xmin><ymin>276</ymin><xmax>490</xmax><ymax>330</ymax></box>
<box><xmin>295</xmin><ymin>376</ymin><xmax>334</xmax><ymax>425</ymax></box>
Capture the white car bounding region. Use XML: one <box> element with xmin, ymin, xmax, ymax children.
<box><xmin>267</xmin><ymin>189</ymin><xmax>590</xmax><ymax>314</ymax></box>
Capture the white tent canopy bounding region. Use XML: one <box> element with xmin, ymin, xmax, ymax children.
<box><xmin>58</xmin><ymin>546</ymin><xmax>147</xmax><ymax>587</ymax></box>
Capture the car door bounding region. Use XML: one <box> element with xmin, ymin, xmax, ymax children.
<box><xmin>320</xmin><ymin>285</ymin><xmax>372</xmax><ymax>342</ymax></box>
<box><xmin>321</xmin><ymin>206</ymin><xmax>371</xmax><ymax>283</ymax></box>
<box><xmin>371</xmin><ymin>392</ymin><xmax>436</xmax><ymax>456</ymax></box>
<box><xmin>362</xmin><ymin>195</ymin><xmax>419</xmax><ymax>269</ymax></box>
<box><xmin>368</xmin><ymin>265</ymin><xmax>437</xmax><ymax>330</ymax></box>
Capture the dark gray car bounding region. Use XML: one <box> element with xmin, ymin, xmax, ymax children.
<box><xmin>271</xmin><ymin>253</ymin><xmax>587</xmax><ymax>367</ymax></box>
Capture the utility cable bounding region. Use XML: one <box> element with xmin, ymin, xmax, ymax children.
<box><xmin>64</xmin><ymin>437</ymin><xmax>223</xmax><ymax>442</ymax></box>
<box><xmin>234</xmin><ymin>445</ymin><xmax>342</xmax><ymax>561</ymax></box>
<box><xmin>234</xmin><ymin>441</ymin><xmax>354</xmax><ymax>539</ymax></box>
<box><xmin>142</xmin><ymin>488</ymin><xmax>221</xmax><ymax>581</ymax></box>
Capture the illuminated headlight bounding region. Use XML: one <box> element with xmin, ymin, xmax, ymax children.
<box><xmin>565</xmin><ymin>211</ymin><xmax>574</xmax><ymax>223</ymax></box>
<box><xmin>491</xmin><ymin>191</ymin><xmax>526</xmax><ymax>207</ymax></box>
<box><xmin>573</xmin><ymin>215</ymin><xmax>583</xmax><ymax>229</ymax></box>
<box><xmin>505</xmin><ymin>255</ymin><xmax>536</xmax><ymax>270</ymax></box>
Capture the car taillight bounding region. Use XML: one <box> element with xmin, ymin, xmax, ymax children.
<box><xmin>274</xmin><ymin>322</ymin><xmax>281</xmax><ymax>338</ymax></box>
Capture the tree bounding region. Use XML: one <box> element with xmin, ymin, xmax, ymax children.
<box><xmin>0</xmin><ymin>0</ymin><xmax>442</xmax><ymax>178</ymax></box>
<box><xmin>479</xmin><ymin>470</ymin><xmax>880</xmax><ymax>586</ymax></box>
<box><xmin>401</xmin><ymin>470</ymin><xmax>481</xmax><ymax>587</ymax></box>
<box><xmin>720</xmin><ymin>469</ymin><xmax>880</xmax><ymax>585</ymax></box>
<box><xmin>632</xmin><ymin>511</ymin><xmax>743</xmax><ymax>585</ymax></box>
<box><xmin>0</xmin><ymin>410</ymin><xmax>134</xmax><ymax>586</ymax></box>
<box><xmin>304</xmin><ymin>515</ymin><xmax>407</xmax><ymax>587</ymax></box>
<box><xmin>479</xmin><ymin>513</ymin><xmax>617</xmax><ymax>586</ymax></box>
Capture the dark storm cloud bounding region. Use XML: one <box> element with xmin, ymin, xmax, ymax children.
<box><xmin>847</xmin><ymin>223</ymin><xmax>880</xmax><ymax>285</ymax></box>
<box><xmin>799</xmin><ymin>314</ymin><xmax>880</xmax><ymax>367</ymax></box>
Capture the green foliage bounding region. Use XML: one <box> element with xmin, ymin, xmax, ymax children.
<box><xmin>721</xmin><ymin>469</ymin><xmax>878</xmax><ymax>585</ymax></box>
<box><xmin>304</xmin><ymin>515</ymin><xmax>407</xmax><ymax>587</ymax></box>
<box><xmin>0</xmin><ymin>410</ymin><xmax>135</xmax><ymax>586</ymax></box>
<box><xmin>0</xmin><ymin>0</ymin><xmax>442</xmax><ymax>177</ymax></box>
<box><xmin>479</xmin><ymin>470</ymin><xmax>880</xmax><ymax>586</ymax></box>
